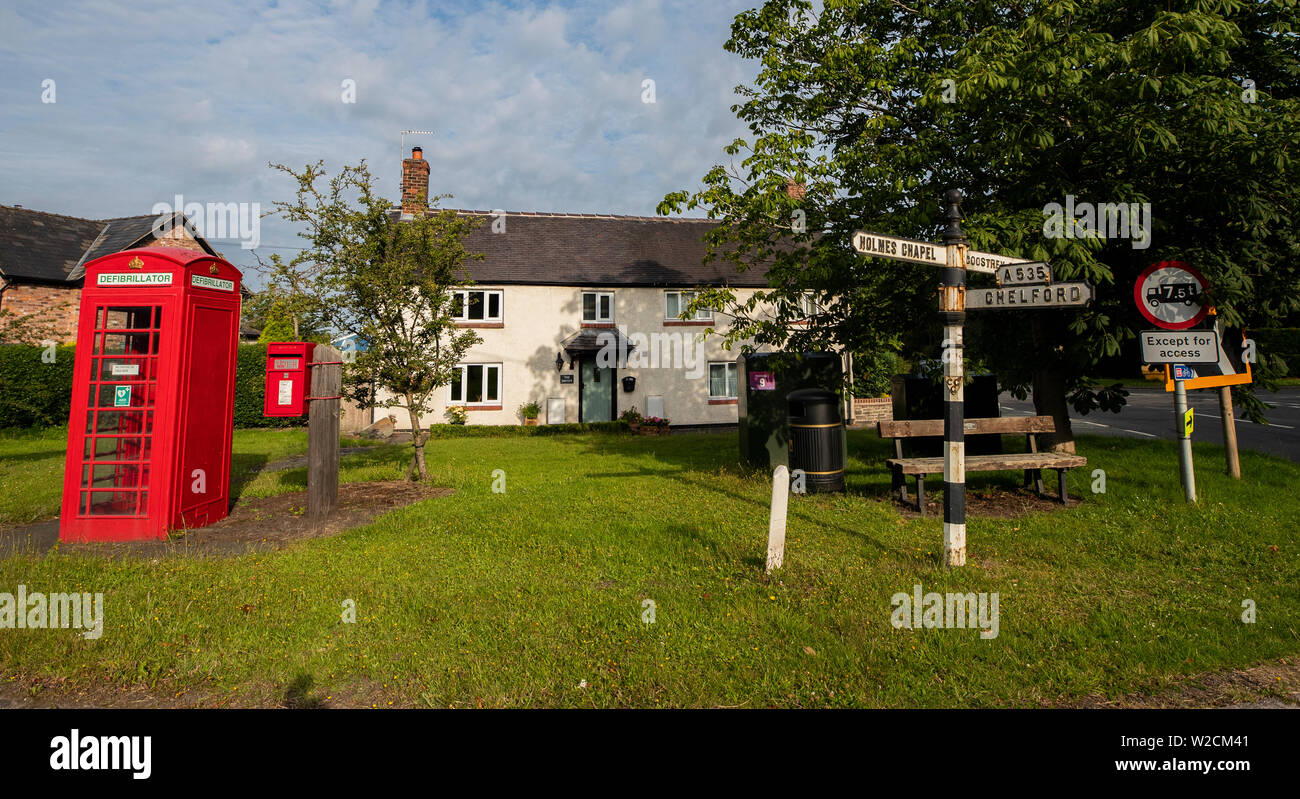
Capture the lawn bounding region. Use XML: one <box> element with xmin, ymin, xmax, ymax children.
<box><xmin>0</xmin><ymin>426</ymin><xmax>1296</xmax><ymax>708</ymax></box>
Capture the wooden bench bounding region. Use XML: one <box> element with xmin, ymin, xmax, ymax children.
<box><xmin>877</xmin><ymin>416</ymin><xmax>1087</xmax><ymax>515</ymax></box>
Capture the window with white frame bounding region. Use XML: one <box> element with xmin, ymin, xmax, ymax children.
<box><xmin>797</xmin><ymin>292</ymin><xmax>819</xmax><ymax>320</ymax></box>
<box><xmin>452</xmin><ymin>289</ymin><xmax>503</xmax><ymax>322</ymax></box>
<box><xmin>708</xmin><ymin>362</ymin><xmax>738</xmax><ymax>399</ymax></box>
<box><xmin>665</xmin><ymin>290</ymin><xmax>713</xmax><ymax>321</ymax></box>
<box><xmin>449</xmin><ymin>363</ymin><xmax>502</xmax><ymax>405</ymax></box>
<box><xmin>582</xmin><ymin>291</ymin><xmax>613</xmax><ymax>323</ymax></box>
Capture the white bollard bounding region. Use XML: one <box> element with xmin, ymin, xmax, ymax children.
<box><xmin>767</xmin><ymin>465</ymin><xmax>789</xmax><ymax>573</ymax></box>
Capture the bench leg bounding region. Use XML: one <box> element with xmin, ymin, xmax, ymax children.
<box><xmin>1058</xmin><ymin>469</ymin><xmax>1068</xmax><ymax>504</ymax></box>
<box><xmin>915</xmin><ymin>474</ymin><xmax>926</xmax><ymax>516</ymax></box>
<box><xmin>1034</xmin><ymin>469</ymin><xmax>1045</xmax><ymax>498</ymax></box>
<box><xmin>892</xmin><ymin>466</ymin><xmax>906</xmax><ymax>502</ymax></box>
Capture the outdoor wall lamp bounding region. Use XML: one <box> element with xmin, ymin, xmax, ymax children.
<box><xmin>555</xmin><ymin>351</ymin><xmax>564</xmax><ymax>372</ymax></box>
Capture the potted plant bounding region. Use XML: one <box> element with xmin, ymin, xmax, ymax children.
<box><xmin>518</xmin><ymin>401</ymin><xmax>541</xmax><ymax>426</ymax></box>
<box><xmin>620</xmin><ymin>406</ymin><xmax>643</xmax><ymax>432</ymax></box>
<box><xmin>637</xmin><ymin>416</ymin><xmax>670</xmax><ymax>436</ymax></box>
<box><xmin>444</xmin><ymin>405</ymin><xmax>468</xmax><ymax>425</ymax></box>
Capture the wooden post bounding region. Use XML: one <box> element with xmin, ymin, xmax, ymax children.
<box><xmin>767</xmin><ymin>465</ymin><xmax>789</xmax><ymax>573</ymax></box>
<box><xmin>308</xmin><ymin>344</ymin><xmax>341</xmax><ymax>520</ymax></box>
<box><xmin>1219</xmin><ymin>385</ymin><xmax>1242</xmax><ymax>479</ymax></box>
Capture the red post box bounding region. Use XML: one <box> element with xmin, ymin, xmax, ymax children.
<box><xmin>263</xmin><ymin>342</ymin><xmax>316</xmax><ymax>417</ymax></box>
<box><xmin>59</xmin><ymin>247</ymin><xmax>242</xmax><ymax>542</ymax></box>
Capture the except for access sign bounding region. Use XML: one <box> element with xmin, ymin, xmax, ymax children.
<box><xmin>1140</xmin><ymin>329</ymin><xmax>1220</xmax><ymax>364</ymax></box>
<box><xmin>964</xmin><ymin>281</ymin><xmax>1093</xmax><ymax>310</ymax></box>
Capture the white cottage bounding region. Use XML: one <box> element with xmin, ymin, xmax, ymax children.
<box><xmin>375</xmin><ymin>147</ymin><xmax>825</xmax><ymax>429</ymax></box>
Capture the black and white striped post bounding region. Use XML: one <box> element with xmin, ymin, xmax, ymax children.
<box><xmin>938</xmin><ymin>189</ymin><xmax>967</xmax><ymax>567</ymax></box>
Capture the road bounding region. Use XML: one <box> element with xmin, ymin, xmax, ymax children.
<box><xmin>998</xmin><ymin>388</ymin><xmax>1300</xmax><ymax>462</ymax></box>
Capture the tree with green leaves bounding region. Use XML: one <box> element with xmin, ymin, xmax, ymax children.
<box><xmin>269</xmin><ymin>160</ymin><xmax>483</xmax><ymax>480</ymax></box>
<box><xmin>661</xmin><ymin>0</ymin><xmax>1300</xmax><ymax>450</ymax></box>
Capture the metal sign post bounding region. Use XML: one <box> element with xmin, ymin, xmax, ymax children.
<box><xmin>851</xmin><ymin>191</ymin><xmax>1080</xmax><ymax>568</ymax></box>
<box><xmin>1134</xmin><ymin>261</ymin><xmax>1221</xmax><ymax>503</ymax></box>
<box><xmin>939</xmin><ymin>190</ymin><xmax>967</xmax><ymax>568</ymax></box>
<box><xmin>1173</xmin><ymin>377</ymin><xmax>1197</xmax><ymax>503</ymax></box>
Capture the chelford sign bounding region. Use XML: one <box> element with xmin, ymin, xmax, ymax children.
<box><xmin>965</xmin><ymin>282</ymin><xmax>1094</xmax><ymax>310</ymax></box>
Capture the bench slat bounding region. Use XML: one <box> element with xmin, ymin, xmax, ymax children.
<box><xmin>877</xmin><ymin>415</ymin><xmax>1057</xmax><ymax>438</ymax></box>
<box><xmin>886</xmin><ymin>453</ymin><xmax>1087</xmax><ymax>475</ymax></box>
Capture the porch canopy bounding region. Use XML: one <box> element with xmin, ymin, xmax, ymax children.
<box><xmin>560</xmin><ymin>327</ymin><xmax>639</xmax><ymax>359</ymax></box>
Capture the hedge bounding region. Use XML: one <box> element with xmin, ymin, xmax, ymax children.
<box><xmin>233</xmin><ymin>345</ymin><xmax>300</xmax><ymax>429</ymax></box>
<box><xmin>0</xmin><ymin>344</ymin><xmax>298</xmax><ymax>431</ymax></box>
<box><xmin>424</xmin><ymin>421</ymin><xmax>628</xmax><ymax>438</ymax></box>
<box><xmin>0</xmin><ymin>344</ymin><xmax>77</xmax><ymax>428</ymax></box>
<box><xmin>1253</xmin><ymin>328</ymin><xmax>1300</xmax><ymax>376</ymax></box>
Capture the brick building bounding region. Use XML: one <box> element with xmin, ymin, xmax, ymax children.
<box><xmin>0</xmin><ymin>205</ymin><xmax>216</xmax><ymax>342</ymax></box>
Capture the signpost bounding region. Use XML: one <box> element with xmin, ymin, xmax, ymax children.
<box><xmin>965</xmin><ymin>281</ymin><xmax>1093</xmax><ymax>310</ymax></box>
<box><xmin>851</xmin><ymin>193</ymin><xmax>1091</xmax><ymax>567</ymax></box>
<box><xmin>1159</xmin><ymin>318</ymin><xmax>1252</xmax><ymax>480</ymax></box>
<box><xmin>1135</xmin><ymin>261</ymin><xmax>1211</xmax><ymax>503</ymax></box>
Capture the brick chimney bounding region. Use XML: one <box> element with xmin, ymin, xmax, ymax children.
<box><xmin>401</xmin><ymin>146</ymin><xmax>430</xmax><ymax>216</ymax></box>
<box><xmin>785</xmin><ymin>179</ymin><xmax>806</xmax><ymax>200</ymax></box>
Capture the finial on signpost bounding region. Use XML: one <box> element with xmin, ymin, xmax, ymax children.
<box><xmin>943</xmin><ymin>188</ymin><xmax>964</xmax><ymax>244</ymax></box>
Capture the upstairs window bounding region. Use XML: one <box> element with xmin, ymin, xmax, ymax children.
<box><xmin>582</xmin><ymin>291</ymin><xmax>613</xmax><ymax>323</ymax></box>
<box><xmin>665</xmin><ymin>290</ymin><xmax>714</xmax><ymax>322</ymax></box>
<box><xmin>797</xmin><ymin>292</ymin><xmax>819</xmax><ymax>320</ymax></box>
<box><xmin>452</xmin><ymin>289</ymin><xmax>503</xmax><ymax>323</ymax></box>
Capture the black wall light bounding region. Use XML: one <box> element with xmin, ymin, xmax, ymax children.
<box><xmin>555</xmin><ymin>351</ymin><xmax>564</xmax><ymax>372</ymax></box>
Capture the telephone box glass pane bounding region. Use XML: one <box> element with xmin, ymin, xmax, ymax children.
<box><xmin>88</xmin><ymin>491</ymin><xmax>137</xmax><ymax>516</ymax></box>
<box><xmin>79</xmin><ymin>304</ymin><xmax>161</xmax><ymax>517</ymax></box>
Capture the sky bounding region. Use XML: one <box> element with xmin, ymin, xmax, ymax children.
<box><xmin>0</xmin><ymin>0</ymin><xmax>759</xmax><ymax>282</ymax></box>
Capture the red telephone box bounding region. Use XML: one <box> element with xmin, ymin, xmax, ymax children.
<box><xmin>60</xmin><ymin>247</ymin><xmax>242</xmax><ymax>542</ymax></box>
<box><xmin>264</xmin><ymin>342</ymin><xmax>316</xmax><ymax>417</ymax></box>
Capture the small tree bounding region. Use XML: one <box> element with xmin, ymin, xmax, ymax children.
<box><xmin>270</xmin><ymin>160</ymin><xmax>482</xmax><ymax>480</ymax></box>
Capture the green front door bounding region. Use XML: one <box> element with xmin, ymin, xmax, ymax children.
<box><xmin>580</xmin><ymin>359</ymin><xmax>615</xmax><ymax>422</ymax></box>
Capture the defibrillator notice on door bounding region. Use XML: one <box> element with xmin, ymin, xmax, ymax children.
<box><xmin>278</xmin><ymin>379</ymin><xmax>294</xmax><ymax>406</ymax></box>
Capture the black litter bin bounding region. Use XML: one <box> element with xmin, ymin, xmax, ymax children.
<box><xmin>787</xmin><ymin>388</ymin><xmax>845</xmax><ymax>493</ymax></box>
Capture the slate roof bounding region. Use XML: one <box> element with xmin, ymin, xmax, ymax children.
<box><xmin>0</xmin><ymin>206</ymin><xmax>216</xmax><ymax>285</ymax></box>
<box><xmin>398</xmin><ymin>209</ymin><xmax>772</xmax><ymax>288</ymax></box>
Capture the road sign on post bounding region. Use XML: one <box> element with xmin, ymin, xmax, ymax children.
<box><xmin>1135</xmin><ymin>264</ymin><xmax>1210</xmax><ymax>503</ymax></box>
<box><xmin>850</xmin><ymin>196</ymin><xmax>1078</xmax><ymax>568</ymax></box>
<box><xmin>965</xmin><ymin>282</ymin><xmax>1093</xmax><ymax>310</ymax></box>
<box><xmin>1135</xmin><ymin>261</ymin><xmax>1210</xmax><ymax>330</ymax></box>
<box><xmin>852</xmin><ymin>230</ymin><xmax>1035</xmax><ymax>275</ymax></box>
<box><xmin>1139</xmin><ymin>329</ymin><xmax>1220</xmax><ymax>364</ymax></box>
